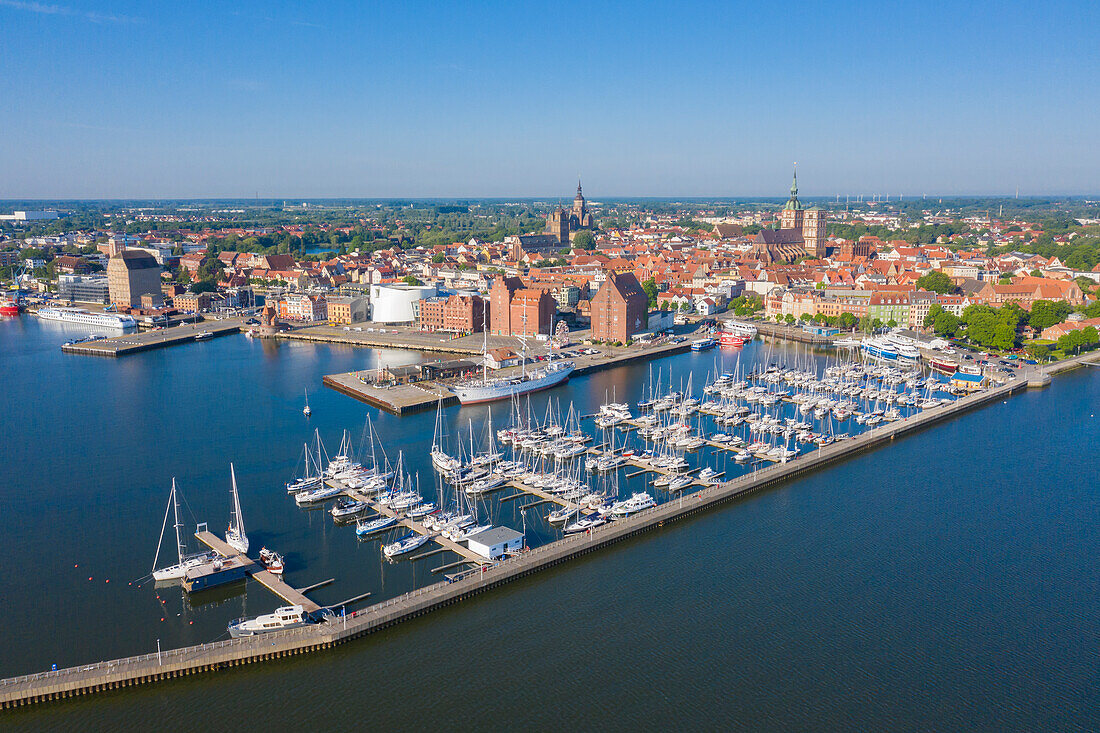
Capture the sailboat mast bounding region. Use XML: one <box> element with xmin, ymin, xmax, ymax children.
<box><xmin>173</xmin><ymin>479</ymin><xmax>185</xmax><ymax>565</ymax></box>
<box><xmin>230</xmin><ymin>463</ymin><xmax>244</xmax><ymax>538</ymax></box>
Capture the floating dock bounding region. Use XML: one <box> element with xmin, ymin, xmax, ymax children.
<box><xmin>6</xmin><ymin>351</ymin><xmax>1100</xmax><ymax>709</ymax></box>
<box><xmin>193</xmin><ymin>532</ymin><xmax>321</xmax><ymax>612</ymax></box>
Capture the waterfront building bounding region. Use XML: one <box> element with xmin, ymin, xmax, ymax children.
<box><xmin>489</xmin><ymin>277</ymin><xmax>554</xmax><ymax>336</ymax></box>
<box><xmin>57</xmin><ymin>274</ymin><xmax>110</xmax><ymax>304</ymax></box>
<box><xmin>369</xmin><ymin>283</ymin><xmax>437</xmax><ymax>323</ymax></box>
<box><xmin>278</xmin><ymin>293</ymin><xmax>328</xmax><ymax>322</ymax></box>
<box><xmin>327</xmin><ymin>295</ymin><xmax>369</xmax><ymax>325</ymax></box>
<box><xmin>107</xmin><ymin>249</ymin><xmax>163</xmax><ymax>309</ymax></box>
<box><xmin>466</xmin><ymin>526</ymin><xmax>524</xmax><ymax>560</ymax></box>
<box><xmin>174</xmin><ymin>291</ymin><xmax>216</xmax><ymax>313</ymax></box>
<box><xmin>590</xmin><ymin>272</ymin><xmax>648</xmax><ymax>343</ymax></box>
<box><xmin>416</xmin><ymin>293</ymin><xmax>487</xmax><ymax>333</ymax></box>
<box><xmin>868</xmin><ymin>291</ymin><xmax>911</xmax><ymax>325</ymax></box>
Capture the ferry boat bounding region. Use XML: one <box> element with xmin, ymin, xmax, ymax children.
<box><xmin>228</xmin><ymin>605</ymin><xmax>311</xmax><ymax>637</ymax></box>
<box><xmin>37</xmin><ymin>306</ymin><xmax>137</xmax><ymax>329</ymax></box>
<box><xmin>690</xmin><ymin>337</ymin><xmax>716</xmax><ymax>351</ymax></box>
<box><xmin>723</xmin><ymin>321</ymin><xmax>758</xmax><ymax>339</ymax></box>
<box><xmin>719</xmin><ymin>331</ymin><xmax>745</xmax><ymax>347</ymax></box>
<box><xmin>0</xmin><ymin>295</ymin><xmax>20</xmax><ymax>316</ymax></box>
<box><xmin>452</xmin><ymin>359</ymin><xmax>574</xmax><ymax>405</ymax></box>
<box><xmin>861</xmin><ymin>335</ymin><xmax>919</xmax><ymax>365</ymax></box>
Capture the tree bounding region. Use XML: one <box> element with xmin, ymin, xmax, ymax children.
<box><xmin>784</xmin><ymin>313</ymin><xmax>796</xmax><ymax>324</ymax></box>
<box><xmin>402</xmin><ymin>275</ymin><xmax>422</xmax><ymax>286</ymax></box>
<box><xmin>887</xmin><ymin>319</ymin><xmax>898</xmax><ymax>327</ymax></box>
<box><xmin>915</xmin><ymin>270</ymin><xmax>955</xmax><ymax>294</ymax></box>
<box><xmin>924</xmin><ymin>303</ymin><xmax>945</xmax><ymax>328</ymax></box>
<box><xmin>1029</xmin><ymin>299</ymin><xmax>1071</xmax><ymax>330</ymax></box>
<box><xmin>431</xmin><ymin>253</ymin><xmax>445</xmax><ymax>263</ymax></box>
<box><xmin>572</xmin><ymin>230</ymin><xmax>595</xmax><ymax>250</ymax></box>
<box><xmin>839</xmin><ymin>312</ymin><xmax>858</xmax><ymax>329</ymax></box>
<box><xmin>933</xmin><ymin>310</ymin><xmax>960</xmax><ymax>337</ymax></box>
<box><xmin>642</xmin><ymin>278</ymin><xmax>659</xmax><ymax>308</ymax></box>
<box><xmin>191</xmin><ymin>279</ymin><xmax>217</xmax><ymax>294</ymax></box>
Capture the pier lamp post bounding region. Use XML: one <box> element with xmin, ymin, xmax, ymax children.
<box><xmin>157</xmin><ymin>639</ymin><xmax>162</xmax><ymax>665</ymax></box>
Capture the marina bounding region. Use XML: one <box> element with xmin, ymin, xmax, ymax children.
<box><xmin>0</xmin><ymin>366</ymin><xmax>1045</xmax><ymax>708</ymax></box>
<box><xmin>58</xmin><ymin>319</ymin><xmax>242</xmax><ymax>356</ymax></box>
<box><xmin>5</xmin><ymin>336</ymin><xmax>1096</xmax><ymax>709</ymax></box>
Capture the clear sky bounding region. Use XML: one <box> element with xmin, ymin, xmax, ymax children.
<box><xmin>1</xmin><ymin>0</ymin><xmax>1097</xmax><ymax>199</ymax></box>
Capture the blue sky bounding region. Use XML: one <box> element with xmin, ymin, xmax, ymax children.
<box><xmin>0</xmin><ymin>0</ymin><xmax>1097</xmax><ymax>198</ymax></box>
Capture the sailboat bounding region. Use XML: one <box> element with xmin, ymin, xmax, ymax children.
<box><xmin>152</xmin><ymin>479</ymin><xmax>213</xmax><ymax>581</ymax></box>
<box><xmin>303</xmin><ymin>388</ymin><xmax>312</xmax><ymax>417</ymax></box>
<box><xmin>226</xmin><ymin>463</ymin><xmax>249</xmax><ymax>554</ymax></box>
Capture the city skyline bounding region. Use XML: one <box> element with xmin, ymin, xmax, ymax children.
<box><xmin>1</xmin><ymin>0</ymin><xmax>1098</xmax><ymax>198</ymax></box>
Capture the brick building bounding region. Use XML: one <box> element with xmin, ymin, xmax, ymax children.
<box><xmin>590</xmin><ymin>272</ymin><xmax>648</xmax><ymax>342</ymax></box>
<box><xmin>489</xmin><ymin>277</ymin><xmax>554</xmax><ymax>336</ymax></box>
<box><xmin>107</xmin><ymin>249</ymin><xmax>162</xmax><ymax>309</ymax></box>
<box><xmin>417</xmin><ymin>293</ymin><xmax>487</xmax><ymax>333</ymax></box>
<box><xmin>327</xmin><ymin>295</ymin><xmax>369</xmax><ymax>325</ymax></box>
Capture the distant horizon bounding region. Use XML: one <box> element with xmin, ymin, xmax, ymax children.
<box><xmin>0</xmin><ymin>193</ymin><xmax>1097</xmax><ymax>205</ymax></box>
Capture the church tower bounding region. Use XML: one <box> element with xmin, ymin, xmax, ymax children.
<box><xmin>779</xmin><ymin>168</ymin><xmax>804</xmax><ymax>232</ymax></box>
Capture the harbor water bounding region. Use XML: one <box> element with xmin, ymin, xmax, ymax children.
<box><xmin>2</xmin><ymin>315</ymin><xmax>1099</xmax><ymax>730</ymax></box>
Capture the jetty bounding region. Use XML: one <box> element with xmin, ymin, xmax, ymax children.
<box><xmin>60</xmin><ymin>320</ymin><xmax>241</xmax><ymax>357</ymax></box>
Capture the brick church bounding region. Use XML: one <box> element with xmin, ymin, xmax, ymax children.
<box><xmin>751</xmin><ymin>171</ymin><xmax>826</xmax><ymax>264</ymax></box>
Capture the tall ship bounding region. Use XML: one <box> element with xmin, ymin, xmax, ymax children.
<box><xmin>452</xmin><ymin>359</ymin><xmax>574</xmax><ymax>405</ymax></box>
<box><xmin>37</xmin><ymin>306</ymin><xmax>137</xmax><ymax>329</ymax></box>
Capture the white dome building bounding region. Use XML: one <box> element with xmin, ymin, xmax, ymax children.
<box><xmin>369</xmin><ymin>283</ymin><xmax>437</xmax><ymax>323</ymax></box>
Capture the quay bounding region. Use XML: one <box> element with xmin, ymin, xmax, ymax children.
<box><xmin>60</xmin><ymin>320</ymin><xmax>241</xmax><ymax>357</ymax></box>
<box><xmin>5</xmin><ymin>351</ymin><xmax>1100</xmax><ymax>710</ymax></box>
<box><xmin>323</xmin><ymin>333</ymin><xmax>700</xmax><ymax>415</ymax></box>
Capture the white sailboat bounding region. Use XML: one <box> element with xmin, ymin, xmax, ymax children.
<box><xmin>226</xmin><ymin>463</ymin><xmax>249</xmax><ymax>554</ymax></box>
<box><xmin>303</xmin><ymin>388</ymin><xmax>312</xmax><ymax>417</ymax></box>
<box><xmin>152</xmin><ymin>479</ymin><xmax>213</xmax><ymax>581</ymax></box>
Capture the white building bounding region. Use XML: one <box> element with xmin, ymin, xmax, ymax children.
<box><xmin>369</xmin><ymin>283</ymin><xmax>437</xmax><ymax>323</ymax></box>
<box><xmin>0</xmin><ymin>210</ymin><xmax>60</xmax><ymax>221</ymax></box>
<box><xmin>466</xmin><ymin>526</ymin><xmax>524</xmax><ymax>560</ymax></box>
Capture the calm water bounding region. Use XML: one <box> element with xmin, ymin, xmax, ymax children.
<box><xmin>2</xmin><ymin>316</ymin><xmax>1099</xmax><ymax>731</ymax></box>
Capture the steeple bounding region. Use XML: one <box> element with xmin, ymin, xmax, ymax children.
<box><xmin>783</xmin><ymin>164</ymin><xmax>803</xmax><ymax>211</ymax></box>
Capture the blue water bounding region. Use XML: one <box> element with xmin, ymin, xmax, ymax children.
<box><xmin>2</xmin><ymin>315</ymin><xmax>1099</xmax><ymax>730</ymax></box>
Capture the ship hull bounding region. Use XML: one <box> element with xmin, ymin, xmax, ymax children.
<box><xmin>453</xmin><ymin>363</ymin><xmax>574</xmax><ymax>404</ymax></box>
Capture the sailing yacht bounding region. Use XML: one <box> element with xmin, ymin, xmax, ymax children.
<box><xmin>226</xmin><ymin>464</ymin><xmax>249</xmax><ymax>554</ymax></box>
<box><xmin>303</xmin><ymin>388</ymin><xmax>312</xmax><ymax>417</ymax></box>
<box><xmin>151</xmin><ymin>479</ymin><xmax>214</xmax><ymax>581</ymax></box>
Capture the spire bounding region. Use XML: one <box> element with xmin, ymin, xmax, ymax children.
<box><xmin>577</xmin><ymin>177</ymin><xmax>583</xmax><ymax>195</ymax></box>
<box><xmin>783</xmin><ymin>164</ymin><xmax>803</xmax><ymax>211</ymax></box>
<box><xmin>790</xmin><ymin>163</ymin><xmax>798</xmax><ymax>197</ymax></box>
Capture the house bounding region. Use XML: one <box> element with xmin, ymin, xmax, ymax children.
<box><xmin>485</xmin><ymin>347</ymin><xmax>520</xmax><ymax>370</ymax></box>
<box><xmin>590</xmin><ymin>272</ymin><xmax>648</xmax><ymax>342</ymax></box>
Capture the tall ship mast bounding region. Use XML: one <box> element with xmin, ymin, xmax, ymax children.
<box><xmin>450</xmin><ymin>302</ymin><xmax>574</xmax><ymax>405</ymax></box>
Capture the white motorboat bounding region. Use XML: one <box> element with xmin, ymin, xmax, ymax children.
<box><xmin>228</xmin><ymin>605</ymin><xmax>312</xmax><ymax>637</ymax></box>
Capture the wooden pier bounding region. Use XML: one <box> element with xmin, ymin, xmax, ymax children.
<box><xmin>0</xmin><ymin>370</ymin><xmax>1059</xmax><ymax>710</ymax></box>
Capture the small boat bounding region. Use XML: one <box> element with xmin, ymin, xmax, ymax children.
<box><xmin>330</xmin><ymin>497</ymin><xmax>368</xmax><ymax>520</ymax></box>
<box><xmin>303</xmin><ymin>388</ymin><xmax>312</xmax><ymax>417</ymax></box>
<box><xmin>719</xmin><ymin>331</ymin><xmax>745</xmax><ymax>347</ymax></box>
<box><xmin>690</xmin><ymin>337</ymin><xmax>716</xmax><ymax>352</ymax></box>
<box><xmin>564</xmin><ymin>514</ymin><xmax>607</xmax><ymax>534</ymax></box>
<box><xmin>194</xmin><ymin>330</ymin><xmax>213</xmax><ymax>340</ymax></box>
<box><xmin>608</xmin><ymin>492</ymin><xmax>657</xmax><ymax>519</ymax></box>
<box><xmin>666</xmin><ymin>474</ymin><xmax>693</xmax><ymax>491</ymax></box>
<box><xmin>259</xmin><ymin>547</ymin><xmax>285</xmax><ymax>575</ymax></box>
<box><xmin>355</xmin><ymin>514</ymin><xmax>398</xmax><ymax>537</ymax></box>
<box><xmin>151</xmin><ymin>479</ymin><xmax>214</xmax><ymax>581</ymax></box>
<box><xmin>225</xmin><ymin>464</ymin><xmax>249</xmax><ymax>554</ymax></box>
<box><xmin>228</xmin><ymin>605</ymin><xmax>311</xmax><ymax>637</ymax></box>
<box><xmin>382</xmin><ymin>531</ymin><xmax>431</xmax><ymax>558</ymax></box>
<box><xmin>407</xmin><ymin>502</ymin><xmax>437</xmax><ymax>519</ymax></box>
<box><xmin>547</xmin><ymin>504</ymin><xmax>580</xmax><ymax>524</ymax></box>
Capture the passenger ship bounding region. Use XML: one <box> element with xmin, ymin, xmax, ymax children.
<box><xmin>37</xmin><ymin>306</ymin><xmax>137</xmax><ymax>329</ymax></box>
<box><xmin>861</xmin><ymin>334</ymin><xmax>920</xmax><ymax>365</ymax></box>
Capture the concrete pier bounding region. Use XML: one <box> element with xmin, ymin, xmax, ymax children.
<box><xmin>60</xmin><ymin>320</ymin><xmax>241</xmax><ymax>357</ymax></box>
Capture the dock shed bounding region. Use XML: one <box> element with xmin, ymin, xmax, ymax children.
<box><xmin>466</xmin><ymin>526</ymin><xmax>524</xmax><ymax>560</ymax></box>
